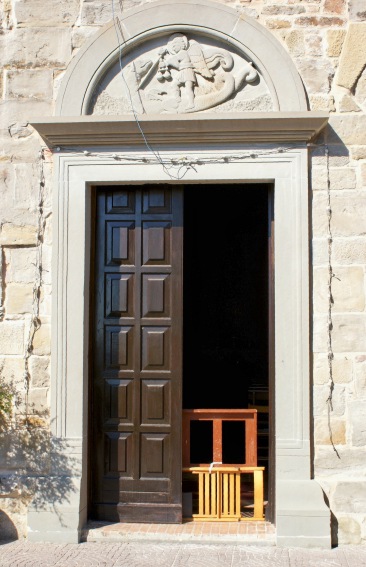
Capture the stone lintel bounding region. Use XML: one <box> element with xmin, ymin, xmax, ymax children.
<box><xmin>30</xmin><ymin>112</ymin><xmax>329</xmax><ymax>148</ymax></box>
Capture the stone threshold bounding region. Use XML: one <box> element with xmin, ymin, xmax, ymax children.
<box><xmin>81</xmin><ymin>520</ymin><xmax>276</xmax><ymax>545</ymax></box>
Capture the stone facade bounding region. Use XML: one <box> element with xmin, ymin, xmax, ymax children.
<box><xmin>0</xmin><ymin>0</ymin><xmax>366</xmax><ymax>547</ymax></box>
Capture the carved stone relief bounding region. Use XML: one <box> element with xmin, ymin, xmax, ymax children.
<box><xmin>89</xmin><ymin>33</ymin><xmax>273</xmax><ymax>115</ymax></box>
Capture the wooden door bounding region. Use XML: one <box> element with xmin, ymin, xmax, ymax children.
<box><xmin>91</xmin><ymin>185</ymin><xmax>183</xmax><ymax>523</ymax></box>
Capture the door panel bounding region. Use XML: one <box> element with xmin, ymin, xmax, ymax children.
<box><xmin>91</xmin><ymin>185</ymin><xmax>183</xmax><ymax>523</ymax></box>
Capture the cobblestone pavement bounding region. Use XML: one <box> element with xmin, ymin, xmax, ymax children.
<box><xmin>1</xmin><ymin>541</ymin><xmax>366</xmax><ymax>567</ymax></box>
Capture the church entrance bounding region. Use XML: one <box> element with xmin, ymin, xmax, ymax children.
<box><xmin>89</xmin><ymin>183</ymin><xmax>274</xmax><ymax>523</ymax></box>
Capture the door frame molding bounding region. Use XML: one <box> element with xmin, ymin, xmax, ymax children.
<box><xmin>26</xmin><ymin>139</ymin><xmax>330</xmax><ymax>547</ymax></box>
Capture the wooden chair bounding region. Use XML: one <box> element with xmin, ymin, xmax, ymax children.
<box><xmin>182</xmin><ymin>409</ymin><xmax>265</xmax><ymax>522</ymax></box>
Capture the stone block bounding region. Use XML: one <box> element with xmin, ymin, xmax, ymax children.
<box><xmin>285</xmin><ymin>30</ymin><xmax>305</xmax><ymax>57</ymax></box>
<box><xmin>349</xmin><ymin>0</ymin><xmax>366</xmax><ymax>21</ymax></box>
<box><xmin>324</xmin><ymin>0</ymin><xmax>345</xmax><ymax>14</ymax></box>
<box><xmin>329</xmin><ymin>115</ymin><xmax>366</xmax><ymax>145</ymax></box>
<box><xmin>29</xmin><ymin>356</ymin><xmax>50</xmax><ymax>388</ymax></box>
<box><xmin>311</xmin><ymin>237</ymin><xmax>328</xmax><ymax>266</ymax></box>
<box><xmin>4</xmin><ymin>248</ymin><xmax>37</xmax><ymax>284</ymax></box>
<box><xmin>296</xmin><ymin>59</ymin><xmax>334</xmax><ymax>94</ymax></box>
<box><xmin>337</xmin><ymin>23</ymin><xmax>366</xmax><ymax>89</ymax></box>
<box><xmin>326</xmin><ymin>29</ymin><xmax>346</xmax><ymax>57</ymax></box>
<box><xmin>315</xmin><ymin>446</ymin><xmax>366</xmax><ymax>475</ymax></box>
<box><xmin>332</xmin><ymin>314</ymin><xmax>366</xmax><ymax>352</ymax></box>
<box><xmin>348</xmin><ymin>401</ymin><xmax>366</xmax><ymax>446</ymax></box>
<box><xmin>27</xmin><ymin>387</ymin><xmax>49</xmax><ymax>415</ymax></box>
<box><xmin>314</xmin><ymin>417</ymin><xmax>346</xmax><ymax>444</ymax></box>
<box><xmin>338</xmin><ymin>516</ymin><xmax>362</xmax><ymax>545</ymax></box>
<box><xmin>333</xmin><ymin>482</ymin><xmax>366</xmax><ymax>513</ymax></box>
<box><xmin>338</xmin><ymin>95</ymin><xmax>361</xmax><ymax>113</ymax></box>
<box><xmin>330</xmin><ymin>192</ymin><xmax>366</xmax><ymax>236</ymax></box>
<box><xmin>361</xmin><ymin>163</ymin><xmax>366</xmax><ymax>187</ymax></box>
<box><xmin>295</xmin><ymin>16</ymin><xmax>345</xmax><ymax>26</ymax></box>
<box><xmin>79</xmin><ymin>1</ymin><xmax>114</xmax><ymax>25</ymax></box>
<box><xmin>14</xmin><ymin>0</ymin><xmax>79</xmax><ymax>26</ymax></box>
<box><xmin>5</xmin><ymin>283</ymin><xmax>34</xmax><ymax>315</ymax></box>
<box><xmin>313</xmin><ymin>354</ymin><xmax>352</xmax><ymax>385</ymax></box>
<box><xmin>0</xmin><ymin>27</ymin><xmax>72</xmax><ymax>68</ymax></box>
<box><xmin>351</xmin><ymin>146</ymin><xmax>366</xmax><ymax>160</ymax></box>
<box><xmin>314</xmin><ymin>266</ymin><xmax>364</xmax><ymax>313</ymax></box>
<box><xmin>354</xmin><ymin>356</ymin><xmax>366</xmax><ymax>399</ymax></box>
<box><xmin>71</xmin><ymin>26</ymin><xmax>97</xmax><ymax>50</ymax></box>
<box><xmin>312</xmin><ymin>191</ymin><xmax>327</xmax><ymax>236</ymax></box>
<box><xmin>305</xmin><ymin>34</ymin><xmax>324</xmax><ymax>58</ymax></box>
<box><xmin>313</xmin><ymin>384</ymin><xmax>345</xmax><ymax>417</ymax></box>
<box><xmin>355</xmin><ymin>67</ymin><xmax>366</xmax><ymax>107</ymax></box>
<box><xmin>265</xmin><ymin>19</ymin><xmax>291</xmax><ymax>29</ymax></box>
<box><xmin>0</xmin><ymin>322</ymin><xmax>24</xmax><ymax>355</ymax></box>
<box><xmin>0</xmin><ymin>357</ymin><xmax>24</xmax><ymax>397</ymax></box>
<box><xmin>309</xmin><ymin>94</ymin><xmax>335</xmax><ymax>112</ymax></box>
<box><xmin>0</xmin><ymin>222</ymin><xmax>38</xmax><ymax>245</ymax></box>
<box><xmin>262</xmin><ymin>5</ymin><xmax>306</xmax><ymax>15</ymax></box>
<box><xmin>333</xmin><ymin>237</ymin><xmax>366</xmax><ymax>264</ymax></box>
<box><xmin>32</xmin><ymin>324</ymin><xmax>51</xmax><ymax>356</ymax></box>
<box><xmin>5</xmin><ymin>69</ymin><xmax>53</xmax><ymax>100</ymax></box>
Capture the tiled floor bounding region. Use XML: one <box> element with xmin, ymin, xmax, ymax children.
<box><xmin>82</xmin><ymin>519</ymin><xmax>276</xmax><ymax>545</ymax></box>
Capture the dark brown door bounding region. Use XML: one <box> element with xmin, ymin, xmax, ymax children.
<box><xmin>91</xmin><ymin>185</ymin><xmax>183</xmax><ymax>523</ymax></box>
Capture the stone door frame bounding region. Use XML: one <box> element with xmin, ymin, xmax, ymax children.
<box><xmin>29</xmin><ymin>0</ymin><xmax>331</xmax><ymax>547</ymax></box>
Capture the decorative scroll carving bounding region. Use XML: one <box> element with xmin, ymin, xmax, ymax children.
<box><xmin>90</xmin><ymin>33</ymin><xmax>271</xmax><ymax>115</ymax></box>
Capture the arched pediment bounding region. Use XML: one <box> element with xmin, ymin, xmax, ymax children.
<box><xmin>56</xmin><ymin>0</ymin><xmax>308</xmax><ymax>116</ymax></box>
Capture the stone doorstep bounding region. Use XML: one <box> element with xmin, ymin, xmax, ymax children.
<box><xmin>81</xmin><ymin>521</ymin><xmax>277</xmax><ymax>545</ymax></box>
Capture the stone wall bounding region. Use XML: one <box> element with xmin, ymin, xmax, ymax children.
<box><xmin>0</xmin><ymin>0</ymin><xmax>365</xmax><ymax>545</ymax></box>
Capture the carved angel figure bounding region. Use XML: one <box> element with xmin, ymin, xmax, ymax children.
<box><xmin>158</xmin><ymin>33</ymin><xmax>214</xmax><ymax>110</ymax></box>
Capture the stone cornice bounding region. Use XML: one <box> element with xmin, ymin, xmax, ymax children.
<box><xmin>30</xmin><ymin>112</ymin><xmax>328</xmax><ymax>147</ymax></box>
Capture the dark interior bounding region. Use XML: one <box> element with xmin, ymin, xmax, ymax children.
<box><xmin>183</xmin><ymin>184</ymin><xmax>269</xmax><ymax>465</ymax></box>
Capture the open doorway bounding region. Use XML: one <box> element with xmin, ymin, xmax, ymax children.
<box><xmin>182</xmin><ymin>184</ymin><xmax>273</xmax><ymax>520</ymax></box>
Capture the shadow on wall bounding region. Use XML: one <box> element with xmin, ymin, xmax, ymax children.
<box><xmin>0</xmin><ymin>425</ymin><xmax>78</xmax><ymax>541</ymax></box>
<box><xmin>0</xmin><ymin>510</ymin><xmax>18</xmax><ymax>543</ymax></box>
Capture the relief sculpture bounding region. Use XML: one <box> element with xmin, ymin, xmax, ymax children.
<box><xmin>90</xmin><ymin>33</ymin><xmax>272</xmax><ymax>115</ymax></box>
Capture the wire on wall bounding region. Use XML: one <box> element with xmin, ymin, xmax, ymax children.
<box><xmin>324</xmin><ymin>144</ymin><xmax>340</xmax><ymax>459</ymax></box>
<box><xmin>23</xmin><ymin>149</ymin><xmax>46</xmax><ymax>426</ymax></box>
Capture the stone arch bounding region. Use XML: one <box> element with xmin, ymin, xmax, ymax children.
<box><xmin>56</xmin><ymin>0</ymin><xmax>308</xmax><ymax>116</ymax></box>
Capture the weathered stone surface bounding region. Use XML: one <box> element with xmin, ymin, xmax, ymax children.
<box><xmin>355</xmin><ymin>65</ymin><xmax>366</xmax><ymax>107</ymax></box>
<box><xmin>351</xmin><ymin>146</ymin><xmax>366</xmax><ymax>160</ymax></box>
<box><xmin>315</xmin><ymin>446</ymin><xmax>366</xmax><ymax>475</ymax></box>
<box><xmin>0</xmin><ymin>27</ymin><xmax>72</xmax><ymax>68</ymax></box>
<box><xmin>265</xmin><ymin>19</ymin><xmax>291</xmax><ymax>29</ymax></box>
<box><xmin>338</xmin><ymin>516</ymin><xmax>362</xmax><ymax>545</ymax></box>
<box><xmin>0</xmin><ymin>322</ymin><xmax>24</xmax><ymax>355</ymax></box>
<box><xmin>5</xmin><ymin>69</ymin><xmax>53</xmax><ymax>101</ymax></box>
<box><xmin>348</xmin><ymin>401</ymin><xmax>366</xmax><ymax>446</ymax></box>
<box><xmin>295</xmin><ymin>16</ymin><xmax>345</xmax><ymax>26</ymax></box>
<box><xmin>305</xmin><ymin>33</ymin><xmax>324</xmax><ymax>57</ymax></box>
<box><xmin>5</xmin><ymin>283</ymin><xmax>34</xmax><ymax>314</ymax></box>
<box><xmin>337</xmin><ymin>23</ymin><xmax>366</xmax><ymax>89</ymax></box>
<box><xmin>314</xmin><ymin>417</ymin><xmax>346</xmax><ymax>445</ymax></box>
<box><xmin>329</xmin><ymin>167</ymin><xmax>357</xmax><ymax>189</ymax></box>
<box><xmin>29</xmin><ymin>356</ymin><xmax>50</xmax><ymax>388</ymax></box>
<box><xmin>27</xmin><ymin>387</ymin><xmax>49</xmax><ymax>414</ymax></box>
<box><xmin>71</xmin><ymin>26</ymin><xmax>97</xmax><ymax>50</ymax></box>
<box><xmin>285</xmin><ymin>30</ymin><xmax>305</xmax><ymax>56</ymax></box>
<box><xmin>263</xmin><ymin>5</ymin><xmax>305</xmax><ymax>15</ymax></box>
<box><xmin>339</xmin><ymin>95</ymin><xmax>361</xmax><ymax>113</ymax></box>
<box><xmin>309</xmin><ymin>94</ymin><xmax>335</xmax><ymax>112</ymax></box>
<box><xmin>349</xmin><ymin>0</ymin><xmax>366</xmax><ymax>21</ymax></box>
<box><xmin>79</xmin><ymin>1</ymin><xmax>114</xmax><ymax>25</ymax></box>
<box><xmin>333</xmin><ymin>237</ymin><xmax>366</xmax><ymax>264</ymax></box>
<box><xmin>331</xmin><ymin>314</ymin><xmax>366</xmax><ymax>352</ymax></box>
<box><xmin>313</xmin><ymin>384</ymin><xmax>345</xmax><ymax>417</ymax></box>
<box><xmin>312</xmin><ymin>237</ymin><xmax>328</xmax><ymax>266</ymax></box>
<box><xmin>329</xmin><ymin>115</ymin><xmax>366</xmax><ymax>145</ymax></box>
<box><xmin>296</xmin><ymin>59</ymin><xmax>334</xmax><ymax>94</ymax></box>
<box><xmin>31</xmin><ymin>324</ymin><xmax>51</xmax><ymax>356</ymax></box>
<box><xmin>4</xmin><ymin>248</ymin><xmax>37</xmax><ymax>284</ymax></box>
<box><xmin>313</xmin><ymin>354</ymin><xmax>352</xmax><ymax>385</ymax></box>
<box><xmin>361</xmin><ymin>163</ymin><xmax>366</xmax><ymax>187</ymax></box>
<box><xmin>324</xmin><ymin>0</ymin><xmax>345</xmax><ymax>14</ymax></box>
<box><xmin>354</xmin><ymin>356</ymin><xmax>366</xmax><ymax>399</ymax></box>
<box><xmin>313</xmin><ymin>266</ymin><xmax>365</xmax><ymax>313</ymax></box>
<box><xmin>0</xmin><ymin>357</ymin><xmax>24</xmax><ymax>388</ymax></box>
<box><xmin>326</xmin><ymin>29</ymin><xmax>346</xmax><ymax>57</ymax></box>
<box><xmin>333</xmin><ymin>482</ymin><xmax>366</xmax><ymax>513</ymax></box>
<box><xmin>313</xmin><ymin>313</ymin><xmax>366</xmax><ymax>352</ymax></box>
<box><xmin>330</xmin><ymin>192</ymin><xmax>366</xmax><ymax>236</ymax></box>
<box><xmin>0</xmin><ymin>223</ymin><xmax>38</xmax><ymax>245</ymax></box>
<box><xmin>14</xmin><ymin>0</ymin><xmax>79</xmax><ymax>26</ymax></box>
